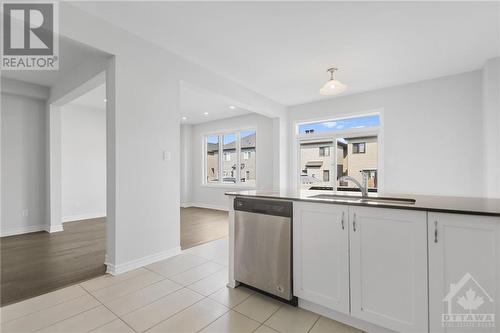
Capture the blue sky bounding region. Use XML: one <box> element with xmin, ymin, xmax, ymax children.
<box><xmin>298</xmin><ymin>115</ymin><xmax>380</xmax><ymax>135</ymax></box>
<box><xmin>207</xmin><ymin>135</ymin><xmax>219</xmax><ymax>144</ymax></box>
<box><xmin>223</xmin><ymin>133</ymin><xmax>236</xmax><ymax>145</ymax></box>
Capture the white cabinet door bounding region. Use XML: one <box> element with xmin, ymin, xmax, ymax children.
<box><xmin>428</xmin><ymin>213</ymin><xmax>500</xmax><ymax>333</ymax></box>
<box><xmin>293</xmin><ymin>202</ymin><xmax>350</xmax><ymax>314</ymax></box>
<box><xmin>349</xmin><ymin>206</ymin><xmax>428</xmax><ymax>333</ymax></box>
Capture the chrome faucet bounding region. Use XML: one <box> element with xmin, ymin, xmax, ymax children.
<box><xmin>339</xmin><ymin>175</ymin><xmax>368</xmax><ymax>197</ymax></box>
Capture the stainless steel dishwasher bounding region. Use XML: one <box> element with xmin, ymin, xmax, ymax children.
<box><xmin>234</xmin><ymin>197</ymin><xmax>295</xmax><ymax>303</ymax></box>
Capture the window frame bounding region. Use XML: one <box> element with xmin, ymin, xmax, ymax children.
<box><xmin>319</xmin><ymin>146</ymin><xmax>330</xmax><ymax>157</ymax></box>
<box><xmin>293</xmin><ymin>110</ymin><xmax>383</xmax><ymax>192</ymax></box>
<box><xmin>352</xmin><ymin>142</ymin><xmax>366</xmax><ymax>154</ymax></box>
<box><xmin>323</xmin><ymin>170</ymin><xmax>330</xmax><ymax>182</ymax></box>
<box><xmin>202</xmin><ymin>128</ymin><xmax>257</xmax><ymax>188</ymax></box>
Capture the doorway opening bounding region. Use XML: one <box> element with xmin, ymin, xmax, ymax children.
<box><xmin>179</xmin><ymin>82</ymin><xmax>274</xmax><ymax>249</ymax></box>
<box><xmin>0</xmin><ymin>35</ymin><xmax>113</xmax><ymax>306</ymax></box>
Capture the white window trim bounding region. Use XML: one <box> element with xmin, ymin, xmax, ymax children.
<box><xmin>202</xmin><ymin>128</ymin><xmax>257</xmax><ymax>188</ymax></box>
<box><xmin>292</xmin><ymin>109</ymin><xmax>384</xmax><ymax>193</ymax></box>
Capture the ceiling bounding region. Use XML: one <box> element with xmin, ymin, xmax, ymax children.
<box><xmin>1</xmin><ymin>35</ymin><xmax>109</xmax><ymax>88</ymax></box>
<box><xmin>180</xmin><ymin>83</ymin><xmax>251</xmax><ymax>125</ymax></box>
<box><xmin>69</xmin><ymin>83</ymin><xmax>106</xmax><ymax>109</ymax></box>
<box><xmin>73</xmin><ymin>1</ymin><xmax>499</xmax><ymax>106</ymax></box>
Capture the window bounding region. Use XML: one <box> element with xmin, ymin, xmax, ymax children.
<box><xmin>297</xmin><ymin>113</ymin><xmax>380</xmax><ymax>192</ymax></box>
<box><xmin>204</xmin><ymin>129</ymin><xmax>256</xmax><ymax>186</ymax></box>
<box><xmin>336</xmin><ymin>136</ymin><xmax>377</xmax><ymax>190</ymax></box>
<box><xmin>352</xmin><ymin>142</ymin><xmax>366</xmax><ymax>154</ymax></box>
<box><xmin>300</xmin><ymin>139</ymin><xmax>334</xmax><ymax>187</ymax></box>
<box><xmin>319</xmin><ymin>146</ymin><xmax>330</xmax><ymax>156</ymax></box>
<box><xmin>222</xmin><ymin>133</ymin><xmax>236</xmax><ymax>183</ymax></box>
<box><xmin>240</xmin><ymin>130</ymin><xmax>256</xmax><ymax>186</ymax></box>
<box><xmin>299</xmin><ymin>114</ymin><xmax>380</xmax><ymax>135</ymax></box>
<box><xmin>205</xmin><ymin>135</ymin><xmax>219</xmax><ymax>183</ymax></box>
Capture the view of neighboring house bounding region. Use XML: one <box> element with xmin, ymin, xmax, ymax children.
<box><xmin>206</xmin><ymin>141</ymin><xmax>219</xmax><ymax>182</ymax></box>
<box><xmin>300</xmin><ymin>136</ymin><xmax>378</xmax><ymax>190</ymax></box>
<box><xmin>300</xmin><ymin>140</ymin><xmax>335</xmax><ymax>186</ymax></box>
<box><xmin>346</xmin><ymin>136</ymin><xmax>378</xmax><ymax>188</ymax></box>
<box><xmin>207</xmin><ymin>133</ymin><xmax>256</xmax><ymax>184</ymax></box>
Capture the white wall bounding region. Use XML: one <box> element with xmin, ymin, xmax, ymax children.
<box><xmin>184</xmin><ymin>113</ymin><xmax>275</xmax><ymax>210</ymax></box>
<box><xmin>60</xmin><ymin>3</ymin><xmax>286</xmax><ymax>272</ymax></box>
<box><xmin>482</xmin><ymin>57</ymin><xmax>500</xmax><ymax>198</ymax></box>
<box><xmin>61</xmin><ymin>104</ymin><xmax>106</xmax><ymax>222</ymax></box>
<box><xmin>180</xmin><ymin>124</ymin><xmax>192</xmax><ymax>204</ymax></box>
<box><xmin>1</xmin><ymin>89</ymin><xmax>48</xmax><ymax>236</ymax></box>
<box><xmin>289</xmin><ymin>70</ymin><xmax>484</xmax><ymax>197</ymax></box>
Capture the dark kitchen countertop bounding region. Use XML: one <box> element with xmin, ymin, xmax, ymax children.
<box><xmin>225</xmin><ymin>189</ymin><xmax>500</xmax><ymax>217</ymax></box>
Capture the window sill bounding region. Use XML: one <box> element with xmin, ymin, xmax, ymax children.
<box><xmin>201</xmin><ymin>183</ymin><xmax>257</xmax><ymax>190</ymax></box>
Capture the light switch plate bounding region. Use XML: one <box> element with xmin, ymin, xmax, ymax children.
<box><xmin>163</xmin><ymin>151</ymin><xmax>171</xmax><ymax>161</ymax></box>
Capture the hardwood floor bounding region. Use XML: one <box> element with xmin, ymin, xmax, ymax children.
<box><xmin>180</xmin><ymin>207</ymin><xmax>228</xmax><ymax>250</ymax></box>
<box><xmin>0</xmin><ymin>218</ymin><xmax>106</xmax><ymax>306</ymax></box>
<box><xmin>0</xmin><ymin>208</ymin><xmax>226</xmax><ymax>306</ymax></box>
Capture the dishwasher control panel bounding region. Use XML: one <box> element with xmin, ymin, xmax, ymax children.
<box><xmin>234</xmin><ymin>197</ymin><xmax>292</xmax><ymax>218</ymax></box>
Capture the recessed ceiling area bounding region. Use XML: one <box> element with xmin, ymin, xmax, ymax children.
<box><xmin>1</xmin><ymin>35</ymin><xmax>110</xmax><ymax>88</ymax></box>
<box><xmin>73</xmin><ymin>1</ymin><xmax>500</xmax><ymax>106</ymax></box>
<box><xmin>180</xmin><ymin>83</ymin><xmax>251</xmax><ymax>125</ymax></box>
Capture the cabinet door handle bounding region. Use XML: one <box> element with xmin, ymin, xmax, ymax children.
<box><xmin>434</xmin><ymin>221</ymin><xmax>438</xmax><ymax>243</ymax></box>
<box><xmin>353</xmin><ymin>213</ymin><xmax>357</xmax><ymax>232</ymax></box>
<box><xmin>341</xmin><ymin>212</ymin><xmax>345</xmax><ymax>230</ymax></box>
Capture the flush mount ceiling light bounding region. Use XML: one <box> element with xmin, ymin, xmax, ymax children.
<box><xmin>181</xmin><ymin>116</ymin><xmax>187</xmax><ymax>120</ymax></box>
<box><xmin>229</xmin><ymin>105</ymin><xmax>236</xmax><ymax>110</ymax></box>
<box><xmin>319</xmin><ymin>67</ymin><xmax>347</xmax><ymax>96</ymax></box>
<box><xmin>204</xmin><ymin>112</ymin><xmax>209</xmax><ymax>116</ymax></box>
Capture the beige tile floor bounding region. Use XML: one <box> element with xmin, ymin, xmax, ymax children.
<box><xmin>0</xmin><ymin>238</ymin><xmax>363</xmax><ymax>333</ymax></box>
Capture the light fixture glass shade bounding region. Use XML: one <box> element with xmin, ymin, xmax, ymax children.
<box><xmin>319</xmin><ymin>79</ymin><xmax>347</xmax><ymax>95</ymax></box>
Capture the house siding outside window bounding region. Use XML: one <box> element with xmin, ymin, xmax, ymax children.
<box><xmin>205</xmin><ymin>130</ymin><xmax>256</xmax><ymax>186</ymax></box>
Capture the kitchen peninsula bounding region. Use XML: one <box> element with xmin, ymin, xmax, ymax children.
<box><xmin>225</xmin><ymin>190</ymin><xmax>500</xmax><ymax>333</ymax></box>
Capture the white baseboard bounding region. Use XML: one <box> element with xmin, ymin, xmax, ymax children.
<box><xmin>46</xmin><ymin>224</ymin><xmax>64</xmax><ymax>233</ymax></box>
<box><xmin>62</xmin><ymin>212</ymin><xmax>106</xmax><ymax>223</ymax></box>
<box><xmin>106</xmin><ymin>247</ymin><xmax>181</xmax><ymax>275</ymax></box>
<box><xmin>298</xmin><ymin>299</ymin><xmax>394</xmax><ymax>333</ymax></box>
<box><xmin>181</xmin><ymin>202</ymin><xmax>228</xmax><ymax>211</ymax></box>
<box><xmin>1</xmin><ymin>224</ymin><xmax>49</xmax><ymax>237</ymax></box>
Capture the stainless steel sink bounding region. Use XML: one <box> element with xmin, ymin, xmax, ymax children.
<box><xmin>309</xmin><ymin>194</ymin><xmax>363</xmax><ymax>201</ymax></box>
<box><xmin>359</xmin><ymin>197</ymin><xmax>416</xmax><ymax>205</ymax></box>
<box><xmin>308</xmin><ymin>194</ymin><xmax>416</xmax><ymax>205</ymax></box>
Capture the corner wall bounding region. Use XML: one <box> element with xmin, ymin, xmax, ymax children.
<box><xmin>1</xmin><ymin>80</ymin><xmax>50</xmax><ymax>236</ymax></box>
<box><xmin>61</xmin><ymin>104</ymin><xmax>106</xmax><ymax>222</ymax></box>
<box><xmin>60</xmin><ymin>3</ymin><xmax>285</xmax><ymax>273</ymax></box>
<box><xmin>482</xmin><ymin>57</ymin><xmax>500</xmax><ymax>198</ymax></box>
<box><xmin>180</xmin><ymin>124</ymin><xmax>192</xmax><ymax>204</ymax></box>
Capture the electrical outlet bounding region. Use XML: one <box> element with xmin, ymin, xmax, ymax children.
<box><xmin>22</xmin><ymin>209</ymin><xmax>29</xmax><ymax>217</ymax></box>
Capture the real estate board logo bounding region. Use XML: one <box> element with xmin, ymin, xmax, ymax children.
<box><xmin>1</xmin><ymin>1</ymin><xmax>59</xmax><ymax>70</ymax></box>
<box><xmin>442</xmin><ymin>272</ymin><xmax>495</xmax><ymax>328</ymax></box>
